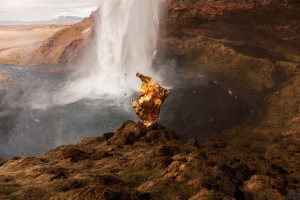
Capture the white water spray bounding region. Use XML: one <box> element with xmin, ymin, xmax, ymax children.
<box><xmin>59</xmin><ymin>0</ymin><xmax>164</xmax><ymax>103</ymax></box>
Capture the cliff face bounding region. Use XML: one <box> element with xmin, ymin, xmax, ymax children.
<box><xmin>24</xmin><ymin>16</ymin><xmax>94</xmax><ymax>66</ymax></box>
<box><xmin>163</xmin><ymin>0</ymin><xmax>300</xmax><ymax>90</ymax></box>
<box><xmin>160</xmin><ymin>0</ymin><xmax>300</xmax><ymax>142</ymax></box>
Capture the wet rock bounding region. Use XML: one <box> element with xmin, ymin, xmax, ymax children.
<box><xmin>49</xmin><ymin>171</ymin><xmax>67</xmax><ymax>182</ymax></box>
<box><xmin>94</xmin><ymin>175</ymin><xmax>124</xmax><ymax>186</ymax></box>
<box><xmin>287</xmin><ymin>190</ymin><xmax>300</xmax><ymax>200</ymax></box>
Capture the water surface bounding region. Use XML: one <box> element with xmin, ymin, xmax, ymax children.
<box><xmin>0</xmin><ymin>64</ymin><xmax>249</xmax><ymax>158</ymax></box>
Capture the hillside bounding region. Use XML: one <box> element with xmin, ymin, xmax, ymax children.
<box><xmin>0</xmin><ymin>120</ymin><xmax>299</xmax><ymax>200</ymax></box>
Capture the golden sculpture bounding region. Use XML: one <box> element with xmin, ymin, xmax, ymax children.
<box><xmin>131</xmin><ymin>72</ymin><xmax>169</xmax><ymax>127</ymax></box>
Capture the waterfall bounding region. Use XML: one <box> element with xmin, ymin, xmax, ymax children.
<box><xmin>65</xmin><ymin>0</ymin><xmax>164</xmax><ymax>99</ymax></box>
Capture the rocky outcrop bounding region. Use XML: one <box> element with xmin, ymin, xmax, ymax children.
<box><xmin>24</xmin><ymin>16</ymin><xmax>94</xmax><ymax>66</ymax></box>
<box><xmin>0</xmin><ymin>121</ymin><xmax>298</xmax><ymax>199</ymax></box>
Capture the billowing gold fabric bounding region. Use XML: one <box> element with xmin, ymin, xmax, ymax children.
<box><xmin>131</xmin><ymin>72</ymin><xmax>169</xmax><ymax>127</ymax></box>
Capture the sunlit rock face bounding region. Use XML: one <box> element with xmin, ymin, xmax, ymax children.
<box><xmin>131</xmin><ymin>73</ymin><xmax>169</xmax><ymax>127</ymax></box>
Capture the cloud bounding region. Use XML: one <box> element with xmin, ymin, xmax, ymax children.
<box><xmin>0</xmin><ymin>0</ymin><xmax>99</xmax><ymax>21</ymax></box>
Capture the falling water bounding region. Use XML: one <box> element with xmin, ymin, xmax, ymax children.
<box><xmin>59</xmin><ymin>0</ymin><xmax>164</xmax><ymax>102</ymax></box>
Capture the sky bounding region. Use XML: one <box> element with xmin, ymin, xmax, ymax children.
<box><xmin>0</xmin><ymin>0</ymin><xmax>99</xmax><ymax>21</ymax></box>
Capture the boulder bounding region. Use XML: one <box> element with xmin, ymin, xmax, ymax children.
<box><xmin>110</xmin><ymin>120</ymin><xmax>146</xmax><ymax>145</ymax></box>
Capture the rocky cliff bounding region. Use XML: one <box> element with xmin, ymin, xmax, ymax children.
<box><xmin>24</xmin><ymin>16</ymin><xmax>94</xmax><ymax>66</ymax></box>
<box><xmin>160</xmin><ymin>0</ymin><xmax>300</xmax><ymax>143</ymax></box>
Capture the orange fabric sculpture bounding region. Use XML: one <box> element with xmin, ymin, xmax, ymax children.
<box><xmin>131</xmin><ymin>72</ymin><xmax>169</xmax><ymax>127</ymax></box>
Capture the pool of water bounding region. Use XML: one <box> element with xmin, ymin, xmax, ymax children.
<box><xmin>0</xmin><ymin>64</ymin><xmax>249</xmax><ymax>158</ymax></box>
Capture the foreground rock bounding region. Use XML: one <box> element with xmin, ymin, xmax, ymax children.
<box><xmin>0</xmin><ymin>121</ymin><xmax>298</xmax><ymax>200</ymax></box>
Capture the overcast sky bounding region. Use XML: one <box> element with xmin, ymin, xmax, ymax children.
<box><xmin>0</xmin><ymin>0</ymin><xmax>99</xmax><ymax>21</ymax></box>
